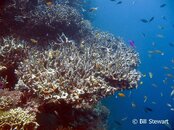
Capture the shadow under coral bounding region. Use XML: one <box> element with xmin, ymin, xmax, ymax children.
<box><xmin>37</xmin><ymin>102</ymin><xmax>109</xmax><ymax>130</ymax></box>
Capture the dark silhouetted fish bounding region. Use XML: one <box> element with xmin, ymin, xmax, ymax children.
<box><xmin>160</xmin><ymin>4</ymin><xmax>166</xmax><ymax>8</ymax></box>
<box><xmin>114</xmin><ymin>121</ymin><xmax>122</xmax><ymax>126</ymax></box>
<box><xmin>169</xmin><ymin>42</ymin><xmax>174</xmax><ymax>47</ymax></box>
<box><xmin>140</xmin><ymin>19</ymin><xmax>148</xmax><ymax>23</ymax></box>
<box><xmin>149</xmin><ymin>17</ymin><xmax>154</xmax><ymax>22</ymax></box>
<box><xmin>144</xmin><ymin>107</ymin><xmax>153</xmax><ymax>113</ymax></box>
<box><xmin>116</xmin><ymin>1</ymin><xmax>122</xmax><ymax>5</ymax></box>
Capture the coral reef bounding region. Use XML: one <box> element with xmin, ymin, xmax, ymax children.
<box><xmin>37</xmin><ymin>102</ymin><xmax>109</xmax><ymax>130</ymax></box>
<box><xmin>0</xmin><ymin>37</ymin><xmax>28</xmax><ymax>89</ymax></box>
<box><xmin>0</xmin><ymin>89</ymin><xmax>24</xmax><ymax>110</ymax></box>
<box><xmin>0</xmin><ymin>0</ymin><xmax>141</xmax><ymax>129</ymax></box>
<box><xmin>0</xmin><ymin>107</ymin><xmax>38</xmax><ymax>130</ymax></box>
<box><xmin>15</xmin><ymin>33</ymin><xmax>140</xmax><ymax>109</ymax></box>
<box><xmin>0</xmin><ymin>36</ymin><xmax>27</xmax><ymax>69</ymax></box>
<box><xmin>0</xmin><ymin>0</ymin><xmax>92</xmax><ymax>44</ymax></box>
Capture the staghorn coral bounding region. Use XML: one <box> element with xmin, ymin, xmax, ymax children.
<box><xmin>28</xmin><ymin>4</ymin><xmax>81</xmax><ymax>27</ymax></box>
<box><xmin>0</xmin><ymin>96</ymin><xmax>14</xmax><ymax>110</ymax></box>
<box><xmin>0</xmin><ymin>90</ymin><xmax>24</xmax><ymax>110</ymax></box>
<box><xmin>25</xmin><ymin>2</ymin><xmax>92</xmax><ymax>43</ymax></box>
<box><xmin>83</xmin><ymin>31</ymin><xmax>141</xmax><ymax>89</ymax></box>
<box><xmin>0</xmin><ymin>0</ymin><xmax>141</xmax><ymax>129</ymax></box>
<box><xmin>15</xmin><ymin>33</ymin><xmax>141</xmax><ymax>108</ymax></box>
<box><xmin>0</xmin><ymin>0</ymin><xmax>92</xmax><ymax>44</ymax></box>
<box><xmin>0</xmin><ymin>107</ymin><xmax>38</xmax><ymax>130</ymax></box>
<box><xmin>0</xmin><ymin>36</ymin><xmax>27</xmax><ymax>69</ymax></box>
<box><xmin>0</xmin><ymin>37</ymin><xmax>28</xmax><ymax>89</ymax></box>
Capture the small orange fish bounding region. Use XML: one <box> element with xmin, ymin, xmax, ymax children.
<box><xmin>118</xmin><ymin>93</ymin><xmax>125</xmax><ymax>97</ymax></box>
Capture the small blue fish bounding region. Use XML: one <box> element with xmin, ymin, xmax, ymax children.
<box><xmin>169</xmin><ymin>42</ymin><xmax>174</xmax><ymax>47</ymax></box>
<box><xmin>149</xmin><ymin>17</ymin><xmax>154</xmax><ymax>22</ymax></box>
<box><xmin>144</xmin><ymin>107</ymin><xmax>153</xmax><ymax>113</ymax></box>
<box><xmin>140</xmin><ymin>19</ymin><xmax>148</xmax><ymax>23</ymax></box>
<box><xmin>116</xmin><ymin>1</ymin><xmax>122</xmax><ymax>5</ymax></box>
<box><xmin>160</xmin><ymin>4</ymin><xmax>166</xmax><ymax>8</ymax></box>
<box><xmin>129</xmin><ymin>40</ymin><xmax>136</xmax><ymax>48</ymax></box>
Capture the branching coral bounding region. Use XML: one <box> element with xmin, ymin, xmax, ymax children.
<box><xmin>0</xmin><ymin>36</ymin><xmax>27</xmax><ymax>69</ymax></box>
<box><xmin>0</xmin><ymin>107</ymin><xmax>38</xmax><ymax>130</ymax></box>
<box><xmin>15</xmin><ymin>33</ymin><xmax>141</xmax><ymax>108</ymax></box>
<box><xmin>0</xmin><ymin>66</ymin><xmax>7</xmax><ymax>72</ymax></box>
<box><xmin>0</xmin><ymin>90</ymin><xmax>24</xmax><ymax>110</ymax></box>
<box><xmin>28</xmin><ymin>4</ymin><xmax>81</xmax><ymax>27</ymax></box>
<box><xmin>0</xmin><ymin>0</ymin><xmax>92</xmax><ymax>43</ymax></box>
<box><xmin>25</xmin><ymin>2</ymin><xmax>92</xmax><ymax>43</ymax></box>
<box><xmin>0</xmin><ymin>96</ymin><xmax>13</xmax><ymax>110</ymax></box>
<box><xmin>0</xmin><ymin>36</ymin><xmax>28</xmax><ymax>89</ymax></box>
<box><xmin>0</xmin><ymin>0</ymin><xmax>141</xmax><ymax>129</ymax></box>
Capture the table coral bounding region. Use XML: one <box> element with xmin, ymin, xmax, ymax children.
<box><xmin>15</xmin><ymin>33</ymin><xmax>141</xmax><ymax>109</ymax></box>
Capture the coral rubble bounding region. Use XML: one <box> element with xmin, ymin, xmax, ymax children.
<box><xmin>0</xmin><ymin>0</ymin><xmax>141</xmax><ymax>130</ymax></box>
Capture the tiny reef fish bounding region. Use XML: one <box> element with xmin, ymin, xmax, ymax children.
<box><xmin>88</xmin><ymin>7</ymin><xmax>98</xmax><ymax>12</ymax></box>
<box><xmin>116</xmin><ymin>1</ymin><xmax>122</xmax><ymax>5</ymax></box>
<box><xmin>129</xmin><ymin>40</ymin><xmax>136</xmax><ymax>48</ymax></box>
<box><xmin>118</xmin><ymin>92</ymin><xmax>125</xmax><ymax>97</ymax></box>
<box><xmin>160</xmin><ymin>4</ymin><xmax>166</xmax><ymax>8</ymax></box>
<box><xmin>144</xmin><ymin>107</ymin><xmax>153</xmax><ymax>113</ymax></box>
<box><xmin>149</xmin><ymin>72</ymin><xmax>153</xmax><ymax>79</ymax></box>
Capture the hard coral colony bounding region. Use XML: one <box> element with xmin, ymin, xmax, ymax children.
<box><xmin>0</xmin><ymin>0</ymin><xmax>141</xmax><ymax>130</ymax></box>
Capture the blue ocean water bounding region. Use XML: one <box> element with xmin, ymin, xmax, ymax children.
<box><xmin>90</xmin><ymin>0</ymin><xmax>174</xmax><ymax>130</ymax></box>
